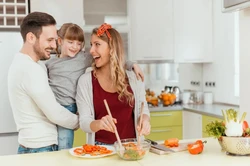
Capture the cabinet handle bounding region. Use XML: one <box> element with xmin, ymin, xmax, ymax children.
<box><xmin>143</xmin><ymin>56</ymin><xmax>163</xmax><ymax>59</ymax></box>
<box><xmin>151</xmin><ymin>113</ymin><xmax>173</xmax><ymax>117</ymax></box>
<box><xmin>183</xmin><ymin>58</ymin><xmax>203</xmax><ymax>62</ymax></box>
<box><xmin>151</xmin><ymin>129</ymin><xmax>172</xmax><ymax>133</ymax></box>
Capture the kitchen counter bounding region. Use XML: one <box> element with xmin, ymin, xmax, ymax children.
<box><xmin>183</xmin><ymin>104</ymin><xmax>239</xmax><ymax>119</ymax></box>
<box><xmin>149</xmin><ymin>103</ymin><xmax>239</xmax><ymax>119</ymax></box>
<box><xmin>149</xmin><ymin>105</ymin><xmax>183</xmax><ymax>111</ymax></box>
<box><xmin>0</xmin><ymin>137</ymin><xmax>248</xmax><ymax>166</ymax></box>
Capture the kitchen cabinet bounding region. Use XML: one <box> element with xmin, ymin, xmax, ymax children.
<box><xmin>182</xmin><ymin>111</ymin><xmax>202</xmax><ymax>139</ymax></box>
<box><xmin>0</xmin><ymin>0</ymin><xmax>29</xmax><ymax>28</ymax></box>
<box><xmin>30</xmin><ymin>0</ymin><xmax>85</xmax><ymax>28</ymax></box>
<box><xmin>83</xmin><ymin>0</ymin><xmax>129</xmax><ymax>56</ymax></box>
<box><xmin>202</xmin><ymin>115</ymin><xmax>223</xmax><ymax>137</ymax></box>
<box><xmin>173</xmin><ymin>0</ymin><xmax>213</xmax><ymax>63</ymax></box>
<box><xmin>129</xmin><ymin>0</ymin><xmax>174</xmax><ymax>61</ymax></box>
<box><xmin>146</xmin><ymin>111</ymin><xmax>182</xmax><ymax>141</ymax></box>
<box><xmin>73</xmin><ymin>129</ymin><xmax>86</xmax><ymax>147</ymax></box>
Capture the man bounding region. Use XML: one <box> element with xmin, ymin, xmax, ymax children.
<box><xmin>8</xmin><ymin>12</ymin><xmax>79</xmax><ymax>154</ymax></box>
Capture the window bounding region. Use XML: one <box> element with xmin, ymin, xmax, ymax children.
<box><xmin>234</xmin><ymin>12</ymin><xmax>239</xmax><ymax>97</ymax></box>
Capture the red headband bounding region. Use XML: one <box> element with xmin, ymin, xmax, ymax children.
<box><xmin>97</xmin><ymin>23</ymin><xmax>112</xmax><ymax>39</ymax></box>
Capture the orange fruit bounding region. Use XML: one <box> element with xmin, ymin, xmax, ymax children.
<box><xmin>146</xmin><ymin>95</ymin><xmax>151</xmax><ymax>102</ymax></box>
<box><xmin>169</xmin><ymin>94</ymin><xmax>176</xmax><ymax>104</ymax></box>
<box><xmin>163</xmin><ymin>100</ymin><xmax>171</xmax><ymax>106</ymax></box>
<box><xmin>162</xmin><ymin>93</ymin><xmax>169</xmax><ymax>101</ymax></box>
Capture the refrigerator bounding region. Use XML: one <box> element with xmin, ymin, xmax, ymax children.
<box><xmin>0</xmin><ymin>31</ymin><xmax>23</xmax><ymax>155</ymax></box>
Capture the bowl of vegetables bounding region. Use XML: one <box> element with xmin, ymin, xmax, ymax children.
<box><xmin>114</xmin><ymin>138</ymin><xmax>151</xmax><ymax>160</ymax></box>
<box><xmin>205</xmin><ymin>120</ymin><xmax>226</xmax><ymax>150</ymax></box>
<box><xmin>220</xmin><ymin>136</ymin><xmax>250</xmax><ymax>155</ymax></box>
<box><xmin>206</xmin><ymin>108</ymin><xmax>250</xmax><ymax>155</ymax></box>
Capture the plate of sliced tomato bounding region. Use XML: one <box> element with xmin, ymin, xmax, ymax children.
<box><xmin>69</xmin><ymin>144</ymin><xmax>116</xmax><ymax>158</ymax></box>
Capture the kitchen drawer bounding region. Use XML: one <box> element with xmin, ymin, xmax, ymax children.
<box><xmin>202</xmin><ymin>115</ymin><xmax>223</xmax><ymax>132</ymax></box>
<box><xmin>150</xmin><ymin>111</ymin><xmax>182</xmax><ymax>127</ymax></box>
<box><xmin>146</xmin><ymin>126</ymin><xmax>182</xmax><ymax>141</ymax></box>
<box><xmin>73</xmin><ymin>129</ymin><xmax>86</xmax><ymax>147</ymax></box>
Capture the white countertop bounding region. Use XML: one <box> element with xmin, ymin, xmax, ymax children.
<box><xmin>0</xmin><ymin>138</ymin><xmax>248</xmax><ymax>166</ymax></box>
<box><xmin>149</xmin><ymin>103</ymin><xmax>239</xmax><ymax>119</ymax></box>
<box><xmin>183</xmin><ymin>104</ymin><xmax>239</xmax><ymax>119</ymax></box>
<box><xmin>149</xmin><ymin>105</ymin><xmax>183</xmax><ymax>111</ymax></box>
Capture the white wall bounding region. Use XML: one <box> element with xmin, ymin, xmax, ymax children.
<box><xmin>178</xmin><ymin>64</ymin><xmax>203</xmax><ymax>91</ymax></box>
<box><xmin>0</xmin><ymin>133</ymin><xmax>18</xmax><ymax>155</ymax></box>
<box><xmin>178</xmin><ymin>0</ymin><xmax>239</xmax><ymax>105</ymax></box>
<box><xmin>202</xmin><ymin>0</ymin><xmax>239</xmax><ymax>105</ymax></box>
<box><xmin>239</xmin><ymin>8</ymin><xmax>250</xmax><ymax>122</ymax></box>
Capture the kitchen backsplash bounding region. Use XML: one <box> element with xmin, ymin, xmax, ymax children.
<box><xmin>139</xmin><ymin>63</ymin><xmax>179</xmax><ymax>94</ymax></box>
<box><xmin>138</xmin><ymin>63</ymin><xmax>203</xmax><ymax>96</ymax></box>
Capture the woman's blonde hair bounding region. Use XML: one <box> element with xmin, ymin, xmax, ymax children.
<box><xmin>92</xmin><ymin>25</ymin><xmax>134</xmax><ymax>107</ymax></box>
<box><xmin>56</xmin><ymin>23</ymin><xmax>85</xmax><ymax>55</ymax></box>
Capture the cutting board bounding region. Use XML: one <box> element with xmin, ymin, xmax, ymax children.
<box><xmin>150</xmin><ymin>142</ymin><xmax>190</xmax><ymax>155</ymax></box>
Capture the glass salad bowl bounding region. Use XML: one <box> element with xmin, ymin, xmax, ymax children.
<box><xmin>114</xmin><ymin>138</ymin><xmax>151</xmax><ymax>160</ymax></box>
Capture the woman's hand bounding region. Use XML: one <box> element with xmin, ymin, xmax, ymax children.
<box><xmin>137</xmin><ymin>115</ymin><xmax>151</xmax><ymax>136</ymax></box>
<box><xmin>132</xmin><ymin>64</ymin><xmax>144</xmax><ymax>82</ymax></box>
<box><xmin>98</xmin><ymin>115</ymin><xmax>117</xmax><ymax>133</ymax></box>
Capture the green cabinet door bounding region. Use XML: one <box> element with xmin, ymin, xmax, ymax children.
<box><xmin>73</xmin><ymin>129</ymin><xmax>86</xmax><ymax>147</ymax></box>
<box><xmin>202</xmin><ymin>115</ymin><xmax>223</xmax><ymax>138</ymax></box>
<box><xmin>147</xmin><ymin>110</ymin><xmax>183</xmax><ymax>141</ymax></box>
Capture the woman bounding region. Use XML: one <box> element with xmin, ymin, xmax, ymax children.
<box><xmin>76</xmin><ymin>23</ymin><xmax>150</xmax><ymax>145</ymax></box>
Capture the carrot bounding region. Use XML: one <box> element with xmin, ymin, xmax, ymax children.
<box><xmin>164</xmin><ymin>138</ymin><xmax>179</xmax><ymax>147</ymax></box>
<box><xmin>73</xmin><ymin>144</ymin><xmax>113</xmax><ymax>156</ymax></box>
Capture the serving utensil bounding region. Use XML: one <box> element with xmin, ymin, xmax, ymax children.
<box><xmin>103</xmin><ymin>99</ymin><xmax>125</xmax><ymax>154</ymax></box>
<box><xmin>137</xmin><ymin>102</ymin><xmax>144</xmax><ymax>148</ymax></box>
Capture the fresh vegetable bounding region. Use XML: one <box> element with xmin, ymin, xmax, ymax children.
<box><xmin>164</xmin><ymin>138</ymin><xmax>179</xmax><ymax>147</ymax></box>
<box><xmin>205</xmin><ymin>120</ymin><xmax>226</xmax><ymax>138</ymax></box>
<box><xmin>187</xmin><ymin>140</ymin><xmax>207</xmax><ymax>155</ymax></box>
<box><xmin>222</xmin><ymin>109</ymin><xmax>246</xmax><ymax>137</ymax></box>
<box><xmin>121</xmin><ymin>142</ymin><xmax>146</xmax><ymax>160</ymax></box>
<box><xmin>73</xmin><ymin>144</ymin><xmax>113</xmax><ymax>156</ymax></box>
<box><xmin>243</xmin><ymin>121</ymin><xmax>249</xmax><ymax>131</ymax></box>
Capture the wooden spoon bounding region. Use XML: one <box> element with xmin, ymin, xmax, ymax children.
<box><xmin>137</xmin><ymin>102</ymin><xmax>144</xmax><ymax>148</ymax></box>
<box><xmin>103</xmin><ymin>99</ymin><xmax>125</xmax><ymax>154</ymax></box>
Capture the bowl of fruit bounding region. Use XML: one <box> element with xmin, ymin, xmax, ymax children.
<box><xmin>158</xmin><ymin>92</ymin><xmax>176</xmax><ymax>106</ymax></box>
<box><xmin>146</xmin><ymin>89</ymin><xmax>158</xmax><ymax>107</ymax></box>
<box><xmin>205</xmin><ymin>109</ymin><xmax>250</xmax><ymax>155</ymax></box>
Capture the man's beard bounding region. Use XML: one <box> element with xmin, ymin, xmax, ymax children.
<box><xmin>33</xmin><ymin>40</ymin><xmax>52</xmax><ymax>61</ymax></box>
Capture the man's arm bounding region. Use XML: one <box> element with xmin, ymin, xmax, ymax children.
<box><xmin>23</xmin><ymin>66</ymin><xmax>78</xmax><ymax>129</ymax></box>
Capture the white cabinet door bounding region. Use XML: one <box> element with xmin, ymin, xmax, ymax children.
<box><xmin>182</xmin><ymin>111</ymin><xmax>202</xmax><ymax>139</ymax></box>
<box><xmin>129</xmin><ymin>0</ymin><xmax>174</xmax><ymax>61</ymax></box>
<box><xmin>30</xmin><ymin>0</ymin><xmax>85</xmax><ymax>28</ymax></box>
<box><xmin>174</xmin><ymin>0</ymin><xmax>213</xmax><ymax>63</ymax></box>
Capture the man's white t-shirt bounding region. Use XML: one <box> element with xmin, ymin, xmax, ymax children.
<box><xmin>8</xmin><ymin>53</ymin><xmax>78</xmax><ymax>148</ymax></box>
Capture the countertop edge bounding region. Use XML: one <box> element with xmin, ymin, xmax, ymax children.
<box><xmin>149</xmin><ymin>104</ymin><xmax>239</xmax><ymax>119</ymax></box>
<box><xmin>183</xmin><ymin>108</ymin><xmax>223</xmax><ymax>119</ymax></box>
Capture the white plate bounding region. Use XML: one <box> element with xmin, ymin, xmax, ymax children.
<box><xmin>69</xmin><ymin>145</ymin><xmax>116</xmax><ymax>159</ymax></box>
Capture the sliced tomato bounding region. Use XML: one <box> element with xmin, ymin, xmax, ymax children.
<box><xmin>243</xmin><ymin>121</ymin><xmax>249</xmax><ymax>131</ymax></box>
